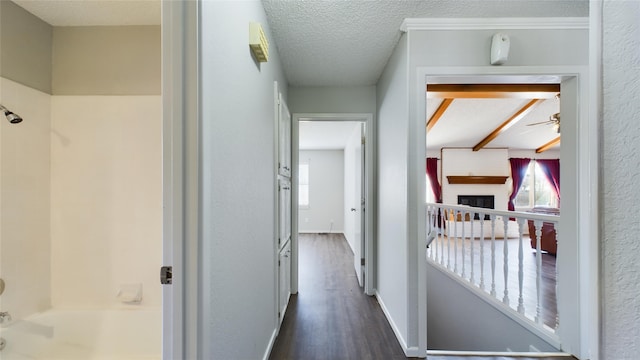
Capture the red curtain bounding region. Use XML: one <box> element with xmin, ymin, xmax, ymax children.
<box><xmin>537</xmin><ymin>159</ymin><xmax>560</xmax><ymax>202</ymax></box>
<box><xmin>508</xmin><ymin>158</ymin><xmax>531</xmax><ymax>211</ymax></box>
<box><xmin>426</xmin><ymin>158</ymin><xmax>442</xmax><ymax>203</ymax></box>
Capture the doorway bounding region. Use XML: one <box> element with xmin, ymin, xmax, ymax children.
<box><xmin>292</xmin><ymin>113</ymin><xmax>375</xmax><ymax>296</ymax></box>
<box><xmin>420</xmin><ymin>70</ymin><xmax>594</xmax><ymax>357</ymax></box>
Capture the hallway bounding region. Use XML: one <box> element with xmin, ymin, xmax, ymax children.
<box><xmin>269</xmin><ymin>234</ymin><xmax>577</xmax><ymax>360</ymax></box>
<box><xmin>269</xmin><ymin>233</ymin><xmax>409</xmax><ymax>360</ymax></box>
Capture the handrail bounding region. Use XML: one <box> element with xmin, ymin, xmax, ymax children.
<box><xmin>426</xmin><ymin>202</ymin><xmax>559</xmax><ymax>223</ymax></box>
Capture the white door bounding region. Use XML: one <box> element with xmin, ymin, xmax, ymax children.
<box><xmin>353</xmin><ymin>124</ymin><xmax>365</xmax><ymax>287</ymax></box>
<box><xmin>278</xmin><ymin>93</ymin><xmax>291</xmax><ymax>177</ymax></box>
<box><xmin>279</xmin><ymin>178</ymin><xmax>291</xmax><ymax>250</ymax></box>
<box><xmin>278</xmin><ymin>240</ymin><xmax>292</xmax><ymax>323</ymax></box>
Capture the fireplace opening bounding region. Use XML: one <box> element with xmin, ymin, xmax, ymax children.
<box><xmin>458</xmin><ymin>195</ymin><xmax>495</xmax><ymax>220</ymax></box>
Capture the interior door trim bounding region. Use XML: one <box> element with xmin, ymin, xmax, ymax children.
<box><xmin>291</xmin><ymin>113</ymin><xmax>376</xmax><ymax>296</ymax></box>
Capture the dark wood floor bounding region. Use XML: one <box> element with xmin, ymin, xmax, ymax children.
<box><xmin>269</xmin><ymin>233</ymin><xmax>572</xmax><ymax>360</ymax></box>
<box><xmin>269</xmin><ymin>233</ymin><xmax>411</xmax><ymax>360</ymax></box>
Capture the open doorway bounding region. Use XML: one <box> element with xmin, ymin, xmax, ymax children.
<box><xmin>422</xmin><ymin>72</ymin><xmax>591</xmax><ymax>356</ymax></box>
<box><xmin>291</xmin><ymin>113</ymin><xmax>375</xmax><ymax>296</ymax></box>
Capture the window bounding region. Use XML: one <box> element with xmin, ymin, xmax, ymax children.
<box><xmin>426</xmin><ymin>175</ymin><xmax>435</xmax><ymax>203</ymax></box>
<box><xmin>515</xmin><ymin>161</ymin><xmax>558</xmax><ymax>209</ymax></box>
<box><xmin>298</xmin><ymin>163</ymin><xmax>309</xmax><ymax>208</ymax></box>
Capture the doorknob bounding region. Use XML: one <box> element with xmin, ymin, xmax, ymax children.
<box><xmin>350</xmin><ymin>208</ymin><xmax>356</xmax><ymax>212</ymax></box>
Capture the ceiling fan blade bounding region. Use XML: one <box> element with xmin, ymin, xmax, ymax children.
<box><xmin>526</xmin><ymin>120</ymin><xmax>554</xmax><ymax>126</ymax></box>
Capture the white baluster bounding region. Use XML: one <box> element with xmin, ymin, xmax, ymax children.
<box><xmin>490</xmin><ymin>214</ymin><xmax>497</xmax><ymax>297</ymax></box>
<box><xmin>436</xmin><ymin>207</ymin><xmax>441</xmax><ymax>263</ymax></box>
<box><xmin>502</xmin><ymin>216</ymin><xmax>510</xmax><ymax>305</ymax></box>
<box><xmin>469</xmin><ymin>211</ymin><xmax>475</xmax><ymax>284</ymax></box>
<box><xmin>453</xmin><ymin>210</ymin><xmax>459</xmax><ymax>274</ymax></box>
<box><xmin>446</xmin><ymin>208</ymin><xmax>451</xmax><ymax>270</ymax></box>
<box><xmin>440</xmin><ymin>207</ymin><xmax>446</xmax><ymax>266</ymax></box>
<box><xmin>434</xmin><ymin>208</ymin><xmax>439</xmax><ymax>262</ymax></box>
<box><xmin>517</xmin><ymin>217</ymin><xmax>525</xmax><ymax>314</ymax></box>
<box><xmin>479</xmin><ymin>213</ymin><xmax>485</xmax><ymax>291</ymax></box>
<box><xmin>429</xmin><ymin>206</ymin><xmax>435</xmax><ymax>261</ymax></box>
<box><xmin>534</xmin><ymin>219</ymin><xmax>543</xmax><ymax>324</ymax></box>
<box><xmin>461</xmin><ymin>210</ymin><xmax>467</xmax><ymax>278</ymax></box>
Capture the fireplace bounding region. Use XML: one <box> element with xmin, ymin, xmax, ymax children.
<box><xmin>458</xmin><ymin>195</ymin><xmax>495</xmax><ymax>220</ymax></box>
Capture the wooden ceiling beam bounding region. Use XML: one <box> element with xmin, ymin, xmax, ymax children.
<box><xmin>426</xmin><ymin>84</ymin><xmax>560</xmax><ymax>99</ymax></box>
<box><xmin>427</xmin><ymin>98</ymin><xmax>453</xmax><ymax>133</ymax></box>
<box><xmin>536</xmin><ymin>136</ymin><xmax>561</xmax><ymax>153</ymax></box>
<box><xmin>473</xmin><ymin>99</ymin><xmax>543</xmax><ymax>151</ymax></box>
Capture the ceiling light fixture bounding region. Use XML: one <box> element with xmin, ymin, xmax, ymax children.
<box><xmin>551</xmin><ymin>113</ymin><xmax>560</xmax><ymax>133</ymax></box>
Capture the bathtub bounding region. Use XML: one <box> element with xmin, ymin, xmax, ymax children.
<box><xmin>0</xmin><ymin>308</ymin><xmax>161</xmax><ymax>360</ymax></box>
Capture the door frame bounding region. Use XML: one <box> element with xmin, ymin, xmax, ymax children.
<box><xmin>292</xmin><ymin>113</ymin><xmax>376</xmax><ymax>296</ymax></box>
<box><xmin>161</xmin><ymin>0</ymin><xmax>199</xmax><ymax>358</ymax></box>
<box><xmin>418</xmin><ymin>66</ymin><xmax>596</xmax><ymax>358</ymax></box>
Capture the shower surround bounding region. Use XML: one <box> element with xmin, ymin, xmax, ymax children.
<box><xmin>0</xmin><ymin>4</ymin><xmax>162</xmax><ymax>357</ymax></box>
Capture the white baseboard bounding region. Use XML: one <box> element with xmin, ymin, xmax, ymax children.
<box><xmin>375</xmin><ymin>291</ymin><xmax>423</xmax><ymax>357</ymax></box>
<box><xmin>427</xmin><ymin>350</ymin><xmax>573</xmax><ymax>357</ymax></box>
<box><xmin>298</xmin><ymin>231</ymin><xmax>344</xmax><ymax>235</ymax></box>
<box><xmin>262</xmin><ymin>328</ymin><xmax>278</xmax><ymax>360</ymax></box>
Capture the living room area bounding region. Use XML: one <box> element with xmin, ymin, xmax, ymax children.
<box><xmin>424</xmin><ymin>84</ymin><xmax>562</xmax><ymax>349</ymax></box>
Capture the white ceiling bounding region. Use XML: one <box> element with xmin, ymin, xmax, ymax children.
<box><xmin>426</xmin><ymin>96</ymin><xmax>560</xmax><ymax>151</ymax></box>
<box><xmin>299</xmin><ymin>121</ymin><xmax>360</xmax><ymax>150</ymax></box>
<box><xmin>12</xmin><ymin>0</ymin><xmax>588</xmax><ymax>86</ymax></box>
<box><xmin>14</xmin><ymin>0</ymin><xmax>583</xmax><ymax>152</ymax></box>
<box><xmin>12</xmin><ymin>0</ymin><xmax>160</xmax><ymax>26</ymax></box>
<box><xmin>262</xmin><ymin>0</ymin><xmax>588</xmax><ymax>86</ymax></box>
<box><xmin>262</xmin><ymin>1</ymin><xmax>584</xmax><ymax>153</ymax></box>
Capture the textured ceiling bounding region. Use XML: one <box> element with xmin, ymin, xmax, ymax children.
<box><xmin>12</xmin><ymin>0</ymin><xmax>160</xmax><ymax>26</ymax></box>
<box><xmin>13</xmin><ymin>0</ymin><xmax>579</xmax><ymax>152</ymax></box>
<box><xmin>262</xmin><ymin>0</ymin><xmax>588</xmax><ymax>86</ymax></box>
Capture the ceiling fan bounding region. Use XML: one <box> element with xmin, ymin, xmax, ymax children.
<box><xmin>527</xmin><ymin>112</ymin><xmax>560</xmax><ymax>133</ymax></box>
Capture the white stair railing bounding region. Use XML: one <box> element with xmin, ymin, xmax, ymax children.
<box><xmin>426</xmin><ymin>203</ymin><xmax>560</xmax><ymax>337</ymax></box>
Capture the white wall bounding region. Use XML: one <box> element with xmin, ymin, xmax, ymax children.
<box><xmin>400</xmin><ymin>22</ymin><xmax>588</xmax><ymax>353</ymax></box>
<box><xmin>288</xmin><ymin>86</ymin><xmax>376</xmax><ymax>114</ymax></box>
<box><xmin>50</xmin><ymin>96</ymin><xmax>162</xmax><ymax>308</ymax></box>
<box><xmin>427</xmin><ymin>263</ymin><xmax>557</xmax><ymax>352</ymax></box>
<box><xmin>602</xmin><ymin>2</ymin><xmax>640</xmax><ymax>358</ymax></box>
<box><xmin>343</xmin><ymin>124</ymin><xmax>361</xmax><ymax>253</ymax></box>
<box><xmin>508</xmin><ymin>149</ymin><xmax>560</xmax><ymax>160</ymax></box>
<box><xmin>409</xmin><ymin>29</ymin><xmax>588</xmax><ymax>68</ymax></box>
<box><xmin>376</xmin><ymin>33</ymin><xmax>409</xmax><ymax>349</ymax></box>
<box><xmin>298</xmin><ymin>150</ymin><xmax>345</xmax><ymax>233</ymax></box>
<box><xmin>199</xmin><ymin>1</ymin><xmax>288</xmax><ymax>358</ymax></box>
<box><xmin>0</xmin><ymin>78</ymin><xmax>51</xmax><ymax>320</ymax></box>
<box><xmin>441</xmin><ymin>148</ymin><xmax>510</xmax><ymax>210</ymax></box>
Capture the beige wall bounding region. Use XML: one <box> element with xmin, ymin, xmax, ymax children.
<box><xmin>0</xmin><ymin>1</ymin><xmax>52</xmax><ymax>94</ymax></box>
<box><xmin>53</xmin><ymin>26</ymin><xmax>160</xmax><ymax>95</ymax></box>
<box><xmin>0</xmin><ymin>77</ymin><xmax>51</xmax><ymax>319</ymax></box>
<box><xmin>0</xmin><ymin>3</ymin><xmax>159</xmax><ymax>96</ymax></box>
<box><xmin>50</xmin><ymin>95</ymin><xmax>162</xmax><ymax>308</ymax></box>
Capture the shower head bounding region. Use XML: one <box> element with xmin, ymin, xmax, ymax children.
<box><xmin>0</xmin><ymin>104</ymin><xmax>23</xmax><ymax>124</ymax></box>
